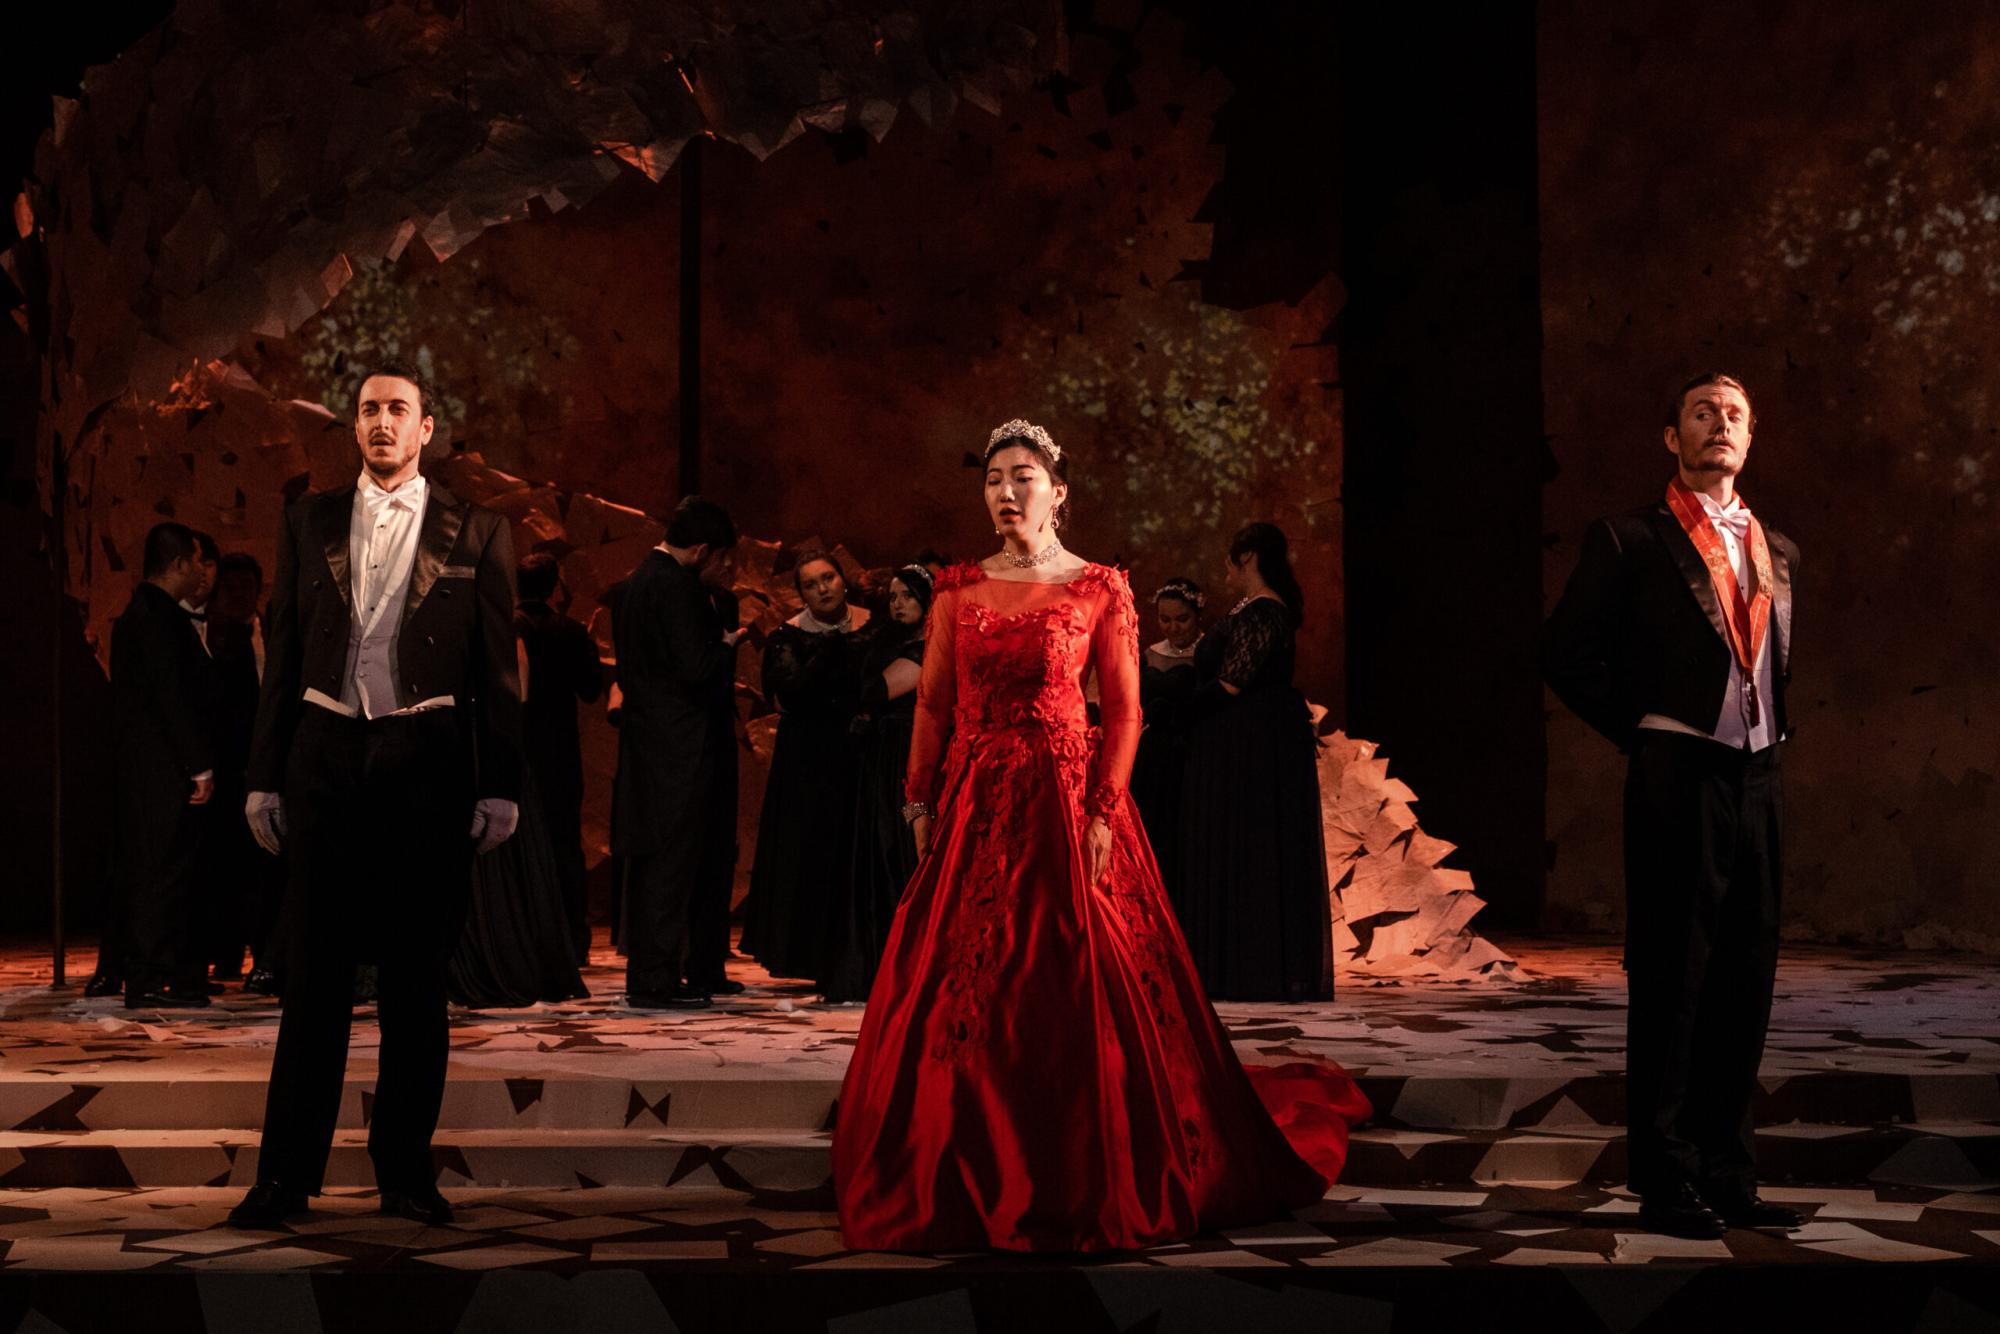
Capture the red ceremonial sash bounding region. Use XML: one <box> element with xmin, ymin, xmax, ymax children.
<box><xmin>1665</xmin><ymin>477</ymin><xmax>1773</xmax><ymax>726</ymax></box>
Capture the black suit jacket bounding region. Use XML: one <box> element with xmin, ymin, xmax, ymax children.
<box><xmin>610</xmin><ymin>551</ymin><xmax>735</xmax><ymax>855</ymax></box>
<box><xmin>247</xmin><ymin>479</ymin><xmax>523</xmax><ymax>798</ymax></box>
<box><xmin>111</xmin><ymin>581</ymin><xmax>217</xmax><ymax>861</ymax></box>
<box><xmin>1543</xmin><ymin>498</ymin><xmax>1797</xmax><ymax>752</ymax></box>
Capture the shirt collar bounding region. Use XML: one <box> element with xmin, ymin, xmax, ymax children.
<box><xmin>357</xmin><ymin>471</ymin><xmax>427</xmax><ymax>514</ymax></box>
<box><xmin>1696</xmin><ymin>488</ymin><xmax>1747</xmax><ymax>520</ymax></box>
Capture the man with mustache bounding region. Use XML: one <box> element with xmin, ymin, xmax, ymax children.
<box><xmin>1544</xmin><ymin>372</ymin><xmax>1803</xmax><ymax>1240</ymax></box>
<box><xmin>229</xmin><ymin>360</ymin><xmax>522</xmax><ymax>1229</ymax></box>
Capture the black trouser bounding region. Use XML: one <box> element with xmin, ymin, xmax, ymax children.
<box><xmin>625</xmin><ymin>726</ymin><xmax>735</xmax><ymax>996</ymax></box>
<box><xmin>257</xmin><ymin>707</ymin><xmax>471</xmax><ymax>1194</ymax></box>
<box><xmin>1623</xmin><ymin>730</ymin><xmax>1783</xmax><ymax>1201</ymax></box>
<box><xmin>685</xmin><ymin>735</ymin><xmax>738</xmax><ymax>988</ymax></box>
<box><xmin>118</xmin><ymin>801</ymin><xmax>204</xmax><ymax>996</ymax></box>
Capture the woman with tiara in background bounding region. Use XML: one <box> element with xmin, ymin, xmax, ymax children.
<box><xmin>1129</xmin><ymin>577</ymin><xmax>1205</xmax><ymax>923</ymax></box>
<box><xmin>819</xmin><ymin>564</ymin><xmax>933</xmax><ymax>1004</ymax></box>
<box><xmin>832</xmin><ymin>421</ymin><xmax>1368</xmax><ymax>1253</ymax></box>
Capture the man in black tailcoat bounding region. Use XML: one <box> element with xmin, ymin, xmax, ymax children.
<box><xmin>612</xmin><ymin>495</ymin><xmax>742</xmax><ymax>1009</ymax></box>
<box><xmin>228</xmin><ymin>359</ymin><xmax>522</xmax><ymax>1230</ymax></box>
<box><xmin>98</xmin><ymin>522</ymin><xmax>218</xmax><ymax>1008</ymax></box>
<box><xmin>1544</xmin><ymin>371</ymin><xmax>1804</xmax><ymax>1240</ymax></box>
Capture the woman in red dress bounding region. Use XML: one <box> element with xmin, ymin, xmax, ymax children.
<box><xmin>833</xmin><ymin>420</ymin><xmax>1369</xmax><ymax>1253</ymax></box>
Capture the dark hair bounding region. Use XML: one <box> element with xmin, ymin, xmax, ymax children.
<box><xmin>983</xmin><ymin>433</ymin><xmax>1072</xmax><ymax>532</ymax></box>
<box><xmin>352</xmin><ymin>358</ymin><xmax>435</xmax><ymax>419</ymax></box>
<box><xmin>517</xmin><ymin>551</ymin><xmax>561</xmax><ymax>601</ymax></box>
<box><xmin>665</xmin><ymin>495</ymin><xmax>737</xmax><ymax>551</ymax></box>
<box><xmin>890</xmin><ymin>564</ymin><xmax>935</xmax><ymax>615</ymax></box>
<box><xmin>187</xmin><ymin>530</ymin><xmax>220</xmax><ymax>563</ymax></box>
<box><xmin>791</xmin><ymin>547</ymin><xmax>849</xmax><ymax>594</ymax></box>
<box><xmin>912</xmin><ymin>548</ymin><xmax>951</xmax><ymax>571</ymax></box>
<box><xmin>1668</xmin><ymin>372</ymin><xmax>1755</xmax><ymax>431</ymax></box>
<box><xmin>1153</xmin><ymin>576</ymin><xmax>1205</xmax><ymax>613</ymax></box>
<box><xmin>141</xmin><ymin>522</ymin><xmax>198</xmax><ymax>579</ymax></box>
<box><xmin>1229</xmin><ymin>522</ymin><xmax>1304</xmax><ymax>624</ymax></box>
<box><xmin>218</xmin><ymin>552</ymin><xmax>263</xmax><ymax>589</ymax></box>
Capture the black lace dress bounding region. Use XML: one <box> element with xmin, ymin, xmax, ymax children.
<box><xmin>1179</xmin><ymin>598</ymin><xmax>1333</xmax><ymax>1001</ymax></box>
<box><xmin>1130</xmin><ymin>641</ymin><xmax>1201</xmax><ymax>921</ymax></box>
<box><xmin>740</xmin><ymin>618</ymin><xmax>866</xmax><ymax>980</ymax></box>
<box><xmin>819</xmin><ymin>625</ymin><xmax>926</xmax><ymax>1002</ymax></box>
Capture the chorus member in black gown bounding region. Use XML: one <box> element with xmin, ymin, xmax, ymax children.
<box><xmin>513</xmin><ymin>552</ymin><xmax>604</xmax><ymax>963</ymax></box>
<box><xmin>1130</xmin><ymin>577</ymin><xmax>1204</xmax><ymax>920</ymax></box>
<box><xmin>1544</xmin><ymin>372</ymin><xmax>1803</xmax><ymax>1240</ymax></box>
<box><xmin>94</xmin><ymin>523</ymin><xmax>217</xmax><ymax>1008</ymax></box>
<box><xmin>741</xmin><ymin>551</ymin><xmax>871</xmax><ymax>981</ymax></box>
<box><xmin>203</xmin><ymin>552</ymin><xmax>269</xmax><ymax>987</ymax></box>
<box><xmin>820</xmin><ymin>564</ymin><xmax>931</xmax><ymax>1003</ymax></box>
<box><xmin>448</xmin><ymin>763</ymin><xmax>590</xmax><ymax>1009</ymax></box>
<box><xmin>611</xmin><ymin>497</ymin><xmax>743</xmax><ymax>1010</ymax></box>
<box><xmin>1179</xmin><ymin>523</ymin><xmax>1332</xmax><ymax>1002</ymax></box>
<box><xmin>229</xmin><ymin>360</ymin><xmax>523</xmax><ymax>1231</ymax></box>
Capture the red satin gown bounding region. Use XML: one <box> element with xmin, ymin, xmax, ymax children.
<box><xmin>832</xmin><ymin>561</ymin><xmax>1370</xmax><ymax>1252</ymax></box>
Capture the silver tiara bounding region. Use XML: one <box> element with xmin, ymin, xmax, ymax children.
<box><xmin>987</xmin><ymin>419</ymin><xmax>1061</xmax><ymax>463</ymax></box>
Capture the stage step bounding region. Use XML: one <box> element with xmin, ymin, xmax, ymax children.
<box><xmin>5</xmin><ymin>1069</ymin><xmax>1994</xmax><ymax>1133</ymax></box>
<box><xmin>3</xmin><ymin>1121</ymin><xmax>1993</xmax><ymax>1193</ymax></box>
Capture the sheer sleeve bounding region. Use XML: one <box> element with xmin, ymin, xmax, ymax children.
<box><xmin>1086</xmin><ymin>569</ymin><xmax>1142</xmax><ymax>822</ymax></box>
<box><xmin>762</xmin><ymin>629</ymin><xmax>806</xmax><ymax>711</ymax></box>
<box><xmin>904</xmin><ymin>586</ymin><xmax>958</xmax><ymax>804</ymax></box>
<box><xmin>1220</xmin><ymin>600</ymin><xmax>1285</xmax><ymax>690</ymax></box>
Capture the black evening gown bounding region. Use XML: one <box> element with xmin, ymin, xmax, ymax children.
<box><xmin>1179</xmin><ymin>598</ymin><xmax>1333</xmax><ymax>1002</ymax></box>
<box><xmin>1130</xmin><ymin>645</ymin><xmax>1200</xmax><ymax>922</ymax></box>
<box><xmin>447</xmin><ymin>767</ymin><xmax>591</xmax><ymax>1009</ymax></box>
<box><xmin>819</xmin><ymin>626</ymin><xmax>925</xmax><ymax>1002</ymax></box>
<box><xmin>741</xmin><ymin>620</ymin><xmax>865</xmax><ymax>980</ymax></box>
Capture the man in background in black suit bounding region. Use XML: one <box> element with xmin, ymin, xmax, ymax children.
<box><xmin>612</xmin><ymin>496</ymin><xmax>742</xmax><ymax>1009</ymax></box>
<box><xmin>514</xmin><ymin>550</ymin><xmax>604</xmax><ymax>964</ymax></box>
<box><xmin>97</xmin><ymin>522</ymin><xmax>216</xmax><ymax>1008</ymax></box>
<box><xmin>1545</xmin><ymin>371</ymin><xmax>1803</xmax><ymax>1240</ymax></box>
<box><xmin>228</xmin><ymin>359</ymin><xmax>523</xmax><ymax>1230</ymax></box>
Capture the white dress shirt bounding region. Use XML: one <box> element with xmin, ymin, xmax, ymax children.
<box><xmin>1639</xmin><ymin>489</ymin><xmax>1778</xmax><ymax>752</ymax></box>
<box><xmin>303</xmin><ymin>472</ymin><xmax>455</xmax><ymax>719</ymax></box>
<box><xmin>178</xmin><ymin>598</ymin><xmax>211</xmax><ymax>655</ymax></box>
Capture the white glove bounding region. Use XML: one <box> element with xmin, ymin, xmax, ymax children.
<box><xmin>469</xmin><ymin>798</ymin><xmax>520</xmax><ymax>854</ymax></box>
<box><xmin>245</xmin><ymin>791</ymin><xmax>285</xmax><ymax>855</ymax></box>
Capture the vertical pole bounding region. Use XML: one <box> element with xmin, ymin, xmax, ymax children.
<box><xmin>678</xmin><ymin>137</ymin><xmax>703</xmax><ymax>498</ymax></box>
<box><xmin>49</xmin><ymin>438</ymin><xmax>67</xmax><ymax>988</ymax></box>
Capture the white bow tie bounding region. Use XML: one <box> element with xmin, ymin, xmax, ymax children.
<box><xmin>361</xmin><ymin>481</ymin><xmax>421</xmax><ymax>517</ymax></box>
<box><xmin>1708</xmin><ymin>504</ymin><xmax>1752</xmax><ymax>542</ymax></box>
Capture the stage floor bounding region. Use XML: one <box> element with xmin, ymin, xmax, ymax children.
<box><xmin>0</xmin><ymin>934</ymin><xmax>1995</xmax><ymax>1318</ymax></box>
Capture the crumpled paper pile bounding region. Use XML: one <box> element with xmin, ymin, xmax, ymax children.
<box><xmin>1318</xmin><ymin>730</ymin><xmax>1523</xmax><ymax>984</ymax></box>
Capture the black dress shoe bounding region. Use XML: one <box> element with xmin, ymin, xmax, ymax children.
<box><xmin>1637</xmin><ymin>1184</ymin><xmax>1728</xmax><ymax>1239</ymax></box>
<box><xmin>627</xmin><ymin>986</ymin><xmax>712</xmax><ymax>1009</ymax></box>
<box><xmin>125</xmin><ymin>986</ymin><xmax>211</xmax><ymax>1010</ymax></box>
<box><xmin>694</xmin><ymin>977</ymin><xmax>746</xmax><ymax>996</ymax></box>
<box><xmin>1701</xmin><ymin>1189</ymin><xmax>1805</xmax><ymax>1230</ymax></box>
<box><xmin>228</xmin><ymin>1182</ymin><xmax>309</xmax><ymax>1229</ymax></box>
<box><xmin>83</xmin><ymin>972</ymin><xmax>123</xmax><ymax>999</ymax></box>
<box><xmin>380</xmin><ymin>1186</ymin><xmax>454</xmax><ymax>1226</ymax></box>
<box><xmin>244</xmin><ymin>967</ymin><xmax>281</xmax><ymax>996</ymax></box>
<box><xmin>205</xmin><ymin>981</ymin><xmax>227</xmax><ymax>995</ymax></box>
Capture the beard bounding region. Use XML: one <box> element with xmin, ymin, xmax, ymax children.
<box><xmin>364</xmin><ymin>439</ymin><xmax>415</xmax><ymax>476</ymax></box>
<box><xmin>1681</xmin><ymin>440</ymin><xmax>1741</xmax><ymax>476</ymax></box>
